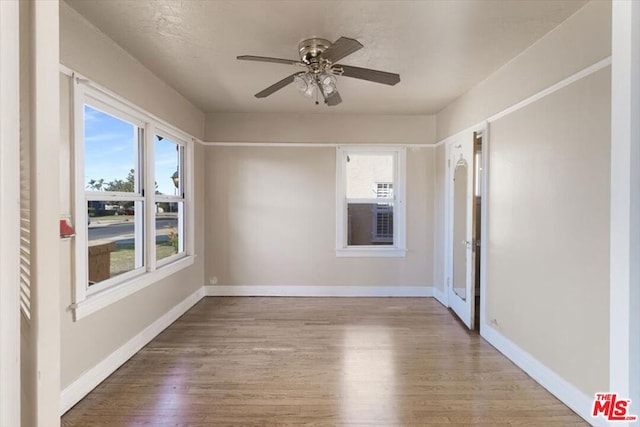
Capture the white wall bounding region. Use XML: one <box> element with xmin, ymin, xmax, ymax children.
<box><xmin>205</xmin><ymin>145</ymin><xmax>435</xmax><ymax>290</ymax></box>
<box><xmin>436</xmin><ymin>0</ymin><xmax>611</xmax><ymax>141</ymax></box>
<box><xmin>487</xmin><ymin>67</ymin><xmax>610</xmax><ymax>396</ymax></box>
<box><xmin>59</xmin><ymin>4</ymin><xmax>206</xmax><ymax>393</ymax></box>
<box><xmin>204</xmin><ymin>111</ymin><xmax>437</xmax><ymax>291</ymax></box>
<box><xmin>206</xmin><ymin>113</ymin><xmax>435</xmax><ymax>144</ymax></box>
<box><xmin>434</xmin><ymin>0</ymin><xmax>612</xmax><ymax>417</ymax></box>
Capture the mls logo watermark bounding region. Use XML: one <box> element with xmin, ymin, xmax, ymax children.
<box><xmin>592</xmin><ymin>393</ymin><xmax>637</xmax><ymax>422</ymax></box>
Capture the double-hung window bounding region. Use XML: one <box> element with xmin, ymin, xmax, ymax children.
<box><xmin>336</xmin><ymin>146</ymin><xmax>406</xmax><ymax>257</ymax></box>
<box><xmin>72</xmin><ymin>80</ymin><xmax>194</xmax><ymax>319</ymax></box>
<box><xmin>153</xmin><ymin>133</ymin><xmax>186</xmax><ymax>265</ymax></box>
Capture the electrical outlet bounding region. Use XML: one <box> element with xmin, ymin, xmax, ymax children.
<box><xmin>209</xmin><ymin>276</ymin><xmax>218</xmax><ymax>285</ymax></box>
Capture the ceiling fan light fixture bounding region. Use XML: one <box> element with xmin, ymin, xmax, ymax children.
<box><xmin>319</xmin><ymin>72</ymin><xmax>337</xmax><ymax>94</ymax></box>
<box><xmin>294</xmin><ymin>73</ymin><xmax>316</xmax><ymax>98</ymax></box>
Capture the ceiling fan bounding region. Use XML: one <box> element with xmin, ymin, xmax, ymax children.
<box><xmin>237</xmin><ymin>37</ymin><xmax>400</xmax><ymax>107</ymax></box>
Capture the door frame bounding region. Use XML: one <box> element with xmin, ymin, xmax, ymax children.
<box><xmin>442</xmin><ymin>121</ymin><xmax>488</xmax><ymax>330</ymax></box>
<box><xmin>0</xmin><ymin>1</ymin><xmax>21</xmax><ymax>425</ymax></box>
<box><xmin>610</xmin><ymin>1</ymin><xmax>640</xmax><ymax>418</ymax></box>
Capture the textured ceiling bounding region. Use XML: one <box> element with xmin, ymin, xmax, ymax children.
<box><xmin>64</xmin><ymin>0</ymin><xmax>587</xmax><ymax>115</ymax></box>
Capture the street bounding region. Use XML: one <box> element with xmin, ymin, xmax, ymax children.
<box><xmin>88</xmin><ymin>217</ymin><xmax>177</xmax><ymax>241</ymax></box>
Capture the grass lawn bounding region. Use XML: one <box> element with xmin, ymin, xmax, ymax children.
<box><xmin>110</xmin><ymin>241</ymin><xmax>177</xmax><ymax>276</ymax></box>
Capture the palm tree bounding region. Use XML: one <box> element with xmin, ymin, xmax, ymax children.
<box><xmin>86</xmin><ymin>178</ymin><xmax>105</xmax><ymax>191</ymax></box>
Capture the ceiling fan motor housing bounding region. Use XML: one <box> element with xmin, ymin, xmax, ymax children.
<box><xmin>298</xmin><ymin>38</ymin><xmax>332</xmax><ymax>67</ymax></box>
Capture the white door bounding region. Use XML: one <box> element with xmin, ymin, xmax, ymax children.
<box><xmin>447</xmin><ymin>136</ymin><xmax>476</xmax><ymax>329</ymax></box>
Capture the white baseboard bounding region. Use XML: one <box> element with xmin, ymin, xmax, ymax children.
<box><xmin>481</xmin><ymin>324</ymin><xmax>603</xmax><ymax>427</ymax></box>
<box><xmin>432</xmin><ymin>285</ymin><xmax>447</xmax><ymax>307</ymax></box>
<box><xmin>204</xmin><ymin>285</ymin><xmax>433</xmax><ymax>297</ymax></box>
<box><xmin>60</xmin><ymin>287</ymin><xmax>205</xmax><ymax>415</ymax></box>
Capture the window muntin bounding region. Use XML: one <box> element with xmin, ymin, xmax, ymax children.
<box><xmin>337</xmin><ymin>147</ymin><xmax>406</xmax><ymax>257</ymax></box>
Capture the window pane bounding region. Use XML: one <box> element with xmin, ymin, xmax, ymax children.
<box><xmin>87</xmin><ymin>200</ymin><xmax>143</xmax><ymax>286</ymax></box>
<box><xmin>156</xmin><ymin>202</ymin><xmax>184</xmax><ymax>262</ymax></box>
<box><xmin>346</xmin><ymin>154</ymin><xmax>394</xmax><ymax>198</ymax></box>
<box><xmin>155</xmin><ymin>135</ymin><xmax>181</xmax><ymax>196</ymax></box>
<box><xmin>347</xmin><ymin>202</ymin><xmax>394</xmax><ymax>246</ymax></box>
<box><xmin>84</xmin><ymin>105</ymin><xmax>139</xmax><ymax>193</ymax></box>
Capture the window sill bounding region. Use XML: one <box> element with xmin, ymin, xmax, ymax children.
<box><xmin>335</xmin><ymin>247</ymin><xmax>407</xmax><ymax>258</ymax></box>
<box><xmin>72</xmin><ymin>255</ymin><xmax>195</xmax><ymax>321</ymax></box>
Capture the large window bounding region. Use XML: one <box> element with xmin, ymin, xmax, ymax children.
<box><xmin>73</xmin><ymin>82</ymin><xmax>194</xmax><ymax>319</ymax></box>
<box><xmin>336</xmin><ymin>147</ymin><xmax>406</xmax><ymax>257</ymax></box>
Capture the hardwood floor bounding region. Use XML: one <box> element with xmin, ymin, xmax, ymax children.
<box><xmin>62</xmin><ymin>297</ymin><xmax>587</xmax><ymax>426</ymax></box>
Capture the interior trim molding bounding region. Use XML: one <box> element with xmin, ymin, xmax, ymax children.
<box><xmin>481</xmin><ymin>324</ymin><xmax>604</xmax><ymax>427</ymax></box>
<box><xmin>435</xmin><ymin>56</ymin><xmax>612</xmax><ymax>146</ymax></box>
<box><xmin>434</xmin><ymin>121</ymin><xmax>488</xmax><ymax>149</ymax></box>
<box><xmin>487</xmin><ymin>56</ymin><xmax>611</xmax><ymax>124</ymax></box>
<box><xmin>59</xmin><ymin>287</ymin><xmax>205</xmax><ymax>415</ymax></box>
<box><xmin>204</xmin><ymin>285</ymin><xmax>434</xmax><ymax>297</ymax></box>
<box><xmin>200</xmin><ymin>141</ymin><xmax>437</xmax><ymax>148</ymax></box>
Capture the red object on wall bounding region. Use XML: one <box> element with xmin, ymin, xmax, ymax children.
<box><xmin>60</xmin><ymin>219</ymin><xmax>76</xmax><ymax>238</ymax></box>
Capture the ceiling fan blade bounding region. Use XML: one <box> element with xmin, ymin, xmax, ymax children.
<box><xmin>237</xmin><ymin>55</ymin><xmax>303</xmax><ymax>66</ymax></box>
<box><xmin>254</xmin><ymin>73</ymin><xmax>298</xmax><ymax>98</ymax></box>
<box><xmin>320</xmin><ymin>37</ymin><xmax>363</xmax><ymax>64</ymax></box>
<box><xmin>334</xmin><ymin>64</ymin><xmax>400</xmax><ymax>86</ymax></box>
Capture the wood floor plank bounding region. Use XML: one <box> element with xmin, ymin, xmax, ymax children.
<box><xmin>62</xmin><ymin>297</ymin><xmax>588</xmax><ymax>426</ymax></box>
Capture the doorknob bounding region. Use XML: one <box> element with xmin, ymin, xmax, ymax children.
<box><xmin>462</xmin><ymin>240</ymin><xmax>472</xmax><ymax>249</ymax></box>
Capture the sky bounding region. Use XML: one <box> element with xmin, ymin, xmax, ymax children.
<box><xmin>84</xmin><ymin>105</ymin><xmax>180</xmax><ymax>196</ymax></box>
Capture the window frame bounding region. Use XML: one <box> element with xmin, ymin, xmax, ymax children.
<box><xmin>72</xmin><ymin>79</ymin><xmax>195</xmax><ymax>320</ymax></box>
<box><xmin>335</xmin><ymin>146</ymin><xmax>406</xmax><ymax>257</ymax></box>
<box><xmin>151</xmin><ymin>128</ymin><xmax>188</xmax><ymax>269</ymax></box>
